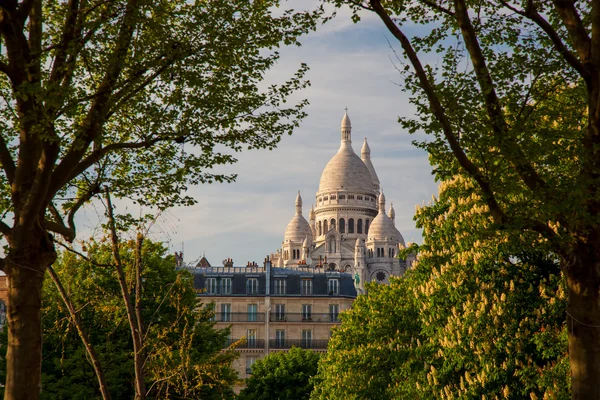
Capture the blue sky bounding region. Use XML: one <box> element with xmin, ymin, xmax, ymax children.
<box><xmin>113</xmin><ymin>3</ymin><xmax>440</xmax><ymax>267</ymax></box>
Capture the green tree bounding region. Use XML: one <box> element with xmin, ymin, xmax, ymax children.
<box><xmin>329</xmin><ymin>0</ymin><xmax>599</xmax><ymax>396</ymax></box>
<box><xmin>312</xmin><ymin>176</ymin><xmax>569</xmax><ymax>399</ymax></box>
<box><xmin>0</xmin><ymin>1</ymin><xmax>319</xmax><ymax>398</ymax></box>
<box><xmin>35</xmin><ymin>238</ymin><xmax>237</xmax><ymax>399</ymax></box>
<box><xmin>239</xmin><ymin>347</ymin><xmax>320</xmax><ymax>400</ymax></box>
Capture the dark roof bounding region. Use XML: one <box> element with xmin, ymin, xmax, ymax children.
<box><xmin>183</xmin><ymin>266</ymin><xmax>357</xmax><ymax>298</ymax></box>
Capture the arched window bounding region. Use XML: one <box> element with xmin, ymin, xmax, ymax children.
<box><xmin>376</xmin><ymin>248</ymin><xmax>381</xmax><ymax>257</ymax></box>
<box><xmin>348</xmin><ymin>218</ymin><xmax>354</xmax><ymax>233</ymax></box>
<box><xmin>329</xmin><ymin>238</ymin><xmax>336</xmax><ymax>253</ymax></box>
<box><xmin>365</xmin><ymin>219</ymin><xmax>370</xmax><ymax>235</ymax></box>
<box><xmin>330</xmin><ymin>219</ymin><xmax>336</xmax><ymax>231</ymax></box>
<box><xmin>323</xmin><ymin>220</ymin><xmax>328</xmax><ymax>232</ymax></box>
<box><xmin>318</xmin><ymin>221</ymin><xmax>322</xmax><ymax>236</ymax></box>
<box><xmin>339</xmin><ymin>218</ymin><xmax>345</xmax><ymax>233</ymax></box>
<box><xmin>357</xmin><ymin>219</ymin><xmax>363</xmax><ymax>234</ymax></box>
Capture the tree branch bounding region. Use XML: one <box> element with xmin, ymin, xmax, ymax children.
<box><xmin>500</xmin><ymin>0</ymin><xmax>590</xmax><ymax>85</ymax></box>
<box><xmin>48</xmin><ymin>0</ymin><xmax>141</xmax><ymax>199</ymax></box>
<box><xmin>552</xmin><ymin>0</ymin><xmax>592</xmax><ymax>67</ymax></box>
<box><xmin>46</xmin><ymin>265</ymin><xmax>112</xmax><ymax>400</ymax></box>
<box><xmin>64</xmin><ymin>138</ymin><xmax>164</xmax><ymax>185</ymax></box>
<box><xmin>453</xmin><ymin>0</ymin><xmax>549</xmax><ymax>195</ymax></box>
<box><xmin>104</xmin><ymin>187</ymin><xmax>147</xmax><ymax>399</ymax></box>
<box><xmin>0</xmin><ymin>133</ymin><xmax>15</xmax><ymax>184</ymax></box>
<box><xmin>0</xmin><ymin>219</ymin><xmax>11</xmax><ymax>236</ymax></box>
<box><xmin>54</xmin><ymin>240</ymin><xmax>112</xmax><ymax>268</ymax></box>
<box><xmin>420</xmin><ymin>0</ymin><xmax>454</xmax><ymax>16</ymax></box>
<box><xmin>369</xmin><ymin>0</ymin><xmax>508</xmax><ymax>225</ymax></box>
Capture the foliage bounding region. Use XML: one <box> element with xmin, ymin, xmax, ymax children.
<box><xmin>0</xmin><ymin>1</ymin><xmax>320</xmax><ymax>396</ymax></box>
<box><xmin>326</xmin><ymin>0</ymin><xmax>600</xmax><ymax>396</ymax></box>
<box><xmin>37</xmin><ymin>239</ymin><xmax>237</xmax><ymax>399</ymax></box>
<box><xmin>312</xmin><ymin>176</ymin><xmax>569</xmax><ymax>399</ymax></box>
<box><xmin>239</xmin><ymin>347</ymin><xmax>320</xmax><ymax>400</ymax></box>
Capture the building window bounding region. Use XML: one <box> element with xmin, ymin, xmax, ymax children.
<box><xmin>302</xmin><ymin>330</ymin><xmax>312</xmax><ymax>348</ymax></box>
<box><xmin>330</xmin><ymin>219</ymin><xmax>336</xmax><ymax>230</ymax></box>
<box><xmin>330</xmin><ymin>304</ymin><xmax>339</xmax><ymax>322</ymax></box>
<box><xmin>274</xmin><ymin>278</ymin><xmax>286</xmax><ymax>295</ymax></box>
<box><xmin>275</xmin><ymin>304</ymin><xmax>286</xmax><ymax>321</ymax></box>
<box><xmin>357</xmin><ymin>195</ymin><xmax>363</xmax><ymax>200</ymax></box>
<box><xmin>339</xmin><ymin>218</ymin><xmax>345</xmax><ymax>233</ymax></box>
<box><xmin>348</xmin><ymin>194</ymin><xmax>354</xmax><ymax>200</ymax></box>
<box><xmin>348</xmin><ymin>218</ymin><xmax>354</xmax><ymax>233</ymax></box>
<box><xmin>302</xmin><ymin>304</ymin><xmax>312</xmax><ymax>321</ymax></box>
<box><xmin>275</xmin><ymin>329</ymin><xmax>286</xmax><ymax>348</ymax></box>
<box><xmin>357</xmin><ymin>219</ymin><xmax>363</xmax><ymax>234</ymax></box>
<box><xmin>323</xmin><ymin>220</ymin><xmax>328</xmax><ymax>232</ymax></box>
<box><xmin>331</xmin><ymin>195</ymin><xmax>336</xmax><ymax>200</ymax></box>
<box><xmin>247</xmin><ymin>278</ymin><xmax>258</xmax><ymax>295</ymax></box>
<box><xmin>247</xmin><ymin>329</ymin><xmax>257</xmax><ymax>348</ymax></box>
<box><xmin>318</xmin><ymin>221</ymin><xmax>322</xmax><ymax>236</ymax></box>
<box><xmin>221</xmin><ymin>278</ymin><xmax>232</xmax><ymax>295</ymax></box>
<box><xmin>248</xmin><ymin>304</ymin><xmax>258</xmax><ymax>322</ymax></box>
<box><xmin>328</xmin><ymin>279</ymin><xmax>339</xmax><ymax>295</ymax></box>
<box><xmin>301</xmin><ymin>278</ymin><xmax>313</xmax><ymax>295</ymax></box>
<box><xmin>206</xmin><ymin>278</ymin><xmax>217</xmax><ymax>295</ymax></box>
<box><xmin>365</xmin><ymin>219</ymin><xmax>370</xmax><ymax>235</ymax></box>
<box><xmin>221</xmin><ymin>303</ymin><xmax>231</xmax><ymax>322</ymax></box>
<box><xmin>323</xmin><ymin>196</ymin><xmax>328</xmax><ymax>201</ymax></box>
<box><xmin>246</xmin><ymin>356</ymin><xmax>258</xmax><ymax>374</ymax></box>
<box><xmin>339</xmin><ymin>194</ymin><xmax>345</xmax><ymax>200</ymax></box>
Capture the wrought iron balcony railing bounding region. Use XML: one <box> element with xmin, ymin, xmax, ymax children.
<box><xmin>269</xmin><ymin>339</ymin><xmax>329</xmax><ymax>349</ymax></box>
<box><xmin>213</xmin><ymin>312</ymin><xmax>265</xmax><ymax>323</ymax></box>
<box><xmin>269</xmin><ymin>313</ymin><xmax>340</xmax><ymax>323</ymax></box>
<box><xmin>224</xmin><ymin>338</ymin><xmax>330</xmax><ymax>350</ymax></box>
<box><xmin>224</xmin><ymin>339</ymin><xmax>265</xmax><ymax>349</ymax></box>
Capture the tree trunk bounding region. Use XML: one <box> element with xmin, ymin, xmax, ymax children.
<box><xmin>4</xmin><ymin>229</ymin><xmax>56</xmax><ymax>400</ymax></box>
<box><xmin>565</xmin><ymin>248</ymin><xmax>600</xmax><ymax>400</ymax></box>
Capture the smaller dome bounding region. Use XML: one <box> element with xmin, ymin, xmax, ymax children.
<box><xmin>284</xmin><ymin>192</ymin><xmax>313</xmax><ymax>243</ymax></box>
<box><xmin>369</xmin><ymin>191</ymin><xmax>400</xmax><ymax>242</ymax></box>
<box><xmin>309</xmin><ymin>205</ymin><xmax>315</xmax><ymax>220</ymax></box>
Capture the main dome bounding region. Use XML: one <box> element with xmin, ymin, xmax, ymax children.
<box><xmin>318</xmin><ymin>112</ymin><xmax>376</xmax><ymax>194</ymax></box>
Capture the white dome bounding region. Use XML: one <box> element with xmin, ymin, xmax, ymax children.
<box><xmin>284</xmin><ymin>192</ymin><xmax>313</xmax><ymax>243</ymax></box>
<box><xmin>318</xmin><ymin>145</ymin><xmax>375</xmax><ymax>193</ymax></box>
<box><xmin>284</xmin><ymin>216</ymin><xmax>312</xmax><ymax>243</ymax></box>
<box><xmin>318</xmin><ymin>112</ymin><xmax>376</xmax><ymax>195</ymax></box>
<box><xmin>368</xmin><ymin>191</ymin><xmax>400</xmax><ymax>242</ymax></box>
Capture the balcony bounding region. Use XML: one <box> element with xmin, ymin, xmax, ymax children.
<box><xmin>269</xmin><ymin>339</ymin><xmax>329</xmax><ymax>350</ymax></box>
<box><xmin>224</xmin><ymin>339</ymin><xmax>265</xmax><ymax>349</ymax></box>
<box><xmin>214</xmin><ymin>313</ymin><xmax>265</xmax><ymax>323</ymax></box>
<box><xmin>269</xmin><ymin>313</ymin><xmax>341</xmax><ymax>323</ymax></box>
<box><xmin>223</xmin><ymin>339</ymin><xmax>330</xmax><ymax>350</ymax></box>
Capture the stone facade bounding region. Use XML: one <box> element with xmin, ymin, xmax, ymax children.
<box><xmin>188</xmin><ymin>260</ymin><xmax>356</xmax><ymax>380</ymax></box>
